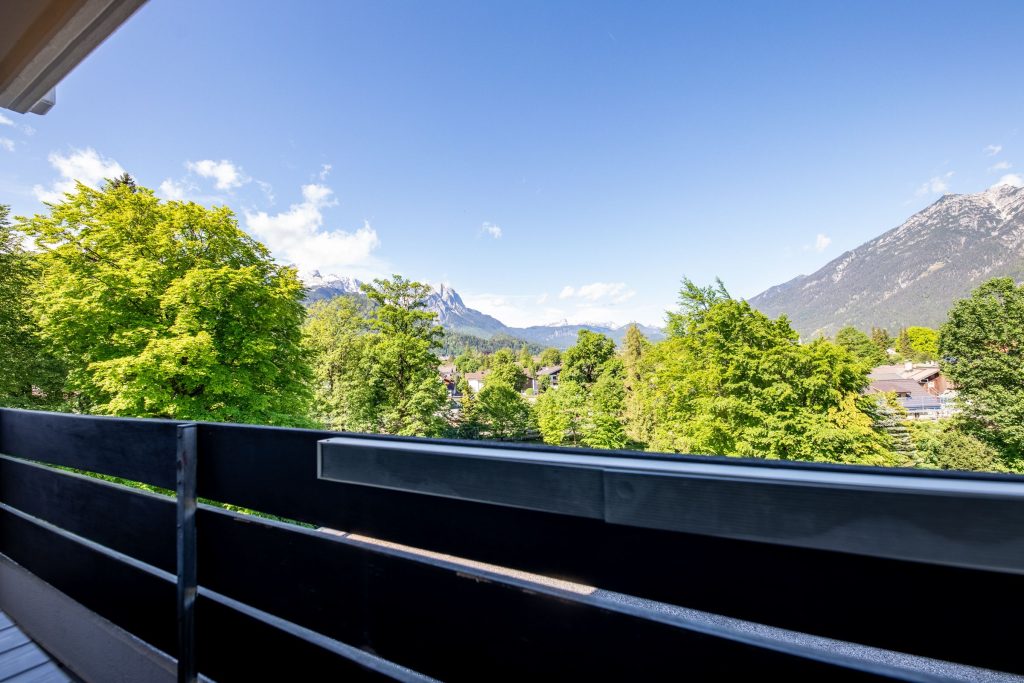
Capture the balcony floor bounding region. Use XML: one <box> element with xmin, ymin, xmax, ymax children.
<box><xmin>0</xmin><ymin>611</ymin><xmax>77</xmax><ymax>682</ymax></box>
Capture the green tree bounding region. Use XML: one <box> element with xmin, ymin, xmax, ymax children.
<box><xmin>621</xmin><ymin>324</ymin><xmax>653</xmax><ymax>444</ymax></box>
<box><xmin>561</xmin><ymin>330</ymin><xmax>616</xmax><ymax>386</ymax></box>
<box><xmin>471</xmin><ymin>385</ymin><xmax>535</xmax><ymax>441</ymax></box>
<box><xmin>646</xmin><ymin>279</ymin><xmax>893</xmax><ymax>464</ymax></box>
<box><xmin>896</xmin><ymin>328</ymin><xmax>913</xmax><ymax>359</ymax></box>
<box><xmin>870</xmin><ymin>327</ymin><xmax>893</xmax><ymax>357</ymax></box>
<box><xmin>908</xmin><ymin>420</ymin><xmax>1006</xmax><ymax>472</ymax></box>
<box><xmin>303</xmin><ymin>297</ymin><xmax>372</xmax><ymax>430</ymax></box>
<box><xmin>358</xmin><ymin>275</ymin><xmax>449</xmax><ymax>436</ymax></box>
<box><xmin>517</xmin><ymin>344</ymin><xmax>535</xmax><ymax>370</ymax></box>
<box><xmin>835</xmin><ymin>326</ymin><xmax>887</xmax><ymax>367</ymax></box>
<box><xmin>0</xmin><ymin>204</ymin><xmax>65</xmax><ymax>407</ymax></box>
<box><xmin>535</xmin><ymin>381</ymin><xmax>588</xmax><ymax>446</ymax></box>
<box><xmin>905</xmin><ymin>326</ymin><xmax>939</xmax><ymax>362</ymax></box>
<box><xmin>940</xmin><ymin>278</ymin><xmax>1024</xmax><ymax>469</ymax></box>
<box><xmin>485</xmin><ymin>348</ymin><xmax>526</xmax><ymax>391</ymax></box>
<box><xmin>583</xmin><ymin>361</ymin><xmax>631</xmax><ymax>449</ymax></box>
<box><xmin>454</xmin><ymin>349</ymin><xmax>483</xmax><ymax>373</ymax></box>
<box><xmin>538</xmin><ymin>347</ymin><xmax>561</xmax><ymax>367</ymax></box>
<box><xmin>23</xmin><ymin>182</ymin><xmax>311</xmax><ymax>424</ymax></box>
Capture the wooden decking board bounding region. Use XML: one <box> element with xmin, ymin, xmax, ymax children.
<box><xmin>0</xmin><ymin>612</ymin><xmax>74</xmax><ymax>683</ymax></box>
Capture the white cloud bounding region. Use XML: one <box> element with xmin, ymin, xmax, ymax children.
<box><xmin>559</xmin><ymin>286</ymin><xmax>575</xmax><ymax>299</ymax></box>
<box><xmin>993</xmin><ymin>174</ymin><xmax>1024</xmax><ymax>188</ymax></box>
<box><xmin>186</xmin><ymin>159</ymin><xmax>247</xmax><ymax>190</ymax></box>
<box><xmin>255</xmin><ymin>180</ymin><xmax>275</xmax><ymax>204</ymax></box>
<box><xmin>464</xmin><ymin>289</ymin><xmax>660</xmax><ymax>328</ymax></box>
<box><xmin>158</xmin><ymin>178</ymin><xmax>189</xmax><ymax>200</ymax></box>
<box><xmin>916</xmin><ymin>171</ymin><xmax>954</xmax><ymax>196</ymax></box>
<box><xmin>244</xmin><ymin>183</ymin><xmax>381</xmax><ymax>274</ymax></box>
<box><xmin>984</xmin><ymin>144</ymin><xmax>1003</xmax><ymax>156</ymax></box>
<box><xmin>536</xmin><ymin>292</ymin><xmax>548</xmax><ymax>304</ymax></box>
<box><xmin>318</xmin><ymin>164</ymin><xmax>332</xmax><ymax>181</ymax></box>
<box><xmin>989</xmin><ymin>160</ymin><xmax>1012</xmax><ymax>172</ymax></box>
<box><xmin>0</xmin><ymin>114</ymin><xmax>12</xmax><ymax>126</ymax></box>
<box><xmin>482</xmin><ymin>222</ymin><xmax>502</xmax><ymax>239</ymax></box>
<box><xmin>575</xmin><ymin>282</ymin><xmax>635</xmax><ymax>302</ymax></box>
<box><xmin>0</xmin><ymin>138</ymin><xmax>13</xmax><ymax>152</ymax></box>
<box><xmin>814</xmin><ymin>233</ymin><xmax>831</xmax><ymax>252</ymax></box>
<box><xmin>33</xmin><ymin>148</ymin><xmax>125</xmax><ymax>203</ymax></box>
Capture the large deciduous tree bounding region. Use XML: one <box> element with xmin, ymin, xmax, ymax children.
<box><xmin>645</xmin><ymin>279</ymin><xmax>893</xmax><ymax>464</ymax></box>
<box><xmin>0</xmin><ymin>204</ymin><xmax>65</xmax><ymax>406</ymax></box>
<box><xmin>22</xmin><ymin>182</ymin><xmax>312</xmax><ymax>424</ymax></box>
<box><xmin>356</xmin><ymin>276</ymin><xmax>450</xmax><ymax>436</ymax></box>
<box><xmin>940</xmin><ymin>278</ymin><xmax>1024</xmax><ymax>469</ymax></box>
<box><xmin>561</xmin><ymin>329</ymin><xmax>615</xmax><ymax>386</ymax></box>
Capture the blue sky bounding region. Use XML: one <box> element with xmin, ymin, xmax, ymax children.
<box><xmin>2</xmin><ymin>0</ymin><xmax>1022</xmax><ymax>327</ymax></box>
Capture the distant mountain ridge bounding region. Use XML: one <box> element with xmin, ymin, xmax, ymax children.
<box><xmin>750</xmin><ymin>184</ymin><xmax>1024</xmax><ymax>337</ymax></box>
<box><xmin>303</xmin><ymin>272</ymin><xmax>664</xmax><ymax>349</ymax></box>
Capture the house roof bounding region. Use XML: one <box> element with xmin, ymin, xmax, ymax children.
<box><xmin>464</xmin><ymin>371</ymin><xmax>488</xmax><ymax>381</ymax></box>
<box><xmin>866</xmin><ymin>379</ymin><xmax>929</xmax><ymax>396</ymax></box>
<box><xmin>536</xmin><ymin>365</ymin><xmax>562</xmax><ymax>376</ymax></box>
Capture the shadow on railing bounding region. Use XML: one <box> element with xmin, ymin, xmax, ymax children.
<box><xmin>0</xmin><ymin>407</ymin><xmax>1022</xmax><ymax>681</ymax></box>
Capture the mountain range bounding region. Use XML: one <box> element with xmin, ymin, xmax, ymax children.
<box><xmin>749</xmin><ymin>184</ymin><xmax>1024</xmax><ymax>337</ymax></box>
<box><xmin>304</xmin><ymin>273</ymin><xmax>665</xmax><ymax>349</ymax></box>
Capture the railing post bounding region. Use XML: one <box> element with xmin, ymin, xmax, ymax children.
<box><xmin>176</xmin><ymin>424</ymin><xmax>198</xmax><ymax>683</ymax></box>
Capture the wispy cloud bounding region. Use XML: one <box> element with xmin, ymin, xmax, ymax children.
<box><xmin>916</xmin><ymin>171</ymin><xmax>954</xmax><ymax>196</ymax></box>
<box><xmin>481</xmin><ymin>222</ymin><xmax>503</xmax><ymax>239</ymax></box>
<box><xmin>33</xmin><ymin>148</ymin><xmax>125</xmax><ymax>203</ymax></box>
<box><xmin>186</xmin><ymin>159</ymin><xmax>248</xmax><ymax>190</ymax></box>
<box><xmin>559</xmin><ymin>282</ymin><xmax>636</xmax><ymax>303</ymax></box>
<box><xmin>814</xmin><ymin>233</ymin><xmax>831</xmax><ymax>252</ymax></box>
<box><xmin>993</xmin><ymin>174</ymin><xmax>1024</xmax><ymax>188</ymax></box>
<box><xmin>989</xmin><ymin>160</ymin><xmax>1012</xmax><ymax>172</ymax></box>
<box><xmin>317</xmin><ymin>164</ymin><xmax>332</xmax><ymax>181</ymax></box>
<box><xmin>0</xmin><ymin>114</ymin><xmax>12</xmax><ymax>127</ymax></box>
<box><xmin>984</xmin><ymin>144</ymin><xmax>1003</xmax><ymax>156</ymax></box>
<box><xmin>0</xmin><ymin>138</ymin><xmax>13</xmax><ymax>152</ymax></box>
<box><xmin>244</xmin><ymin>183</ymin><xmax>382</xmax><ymax>276</ymax></box>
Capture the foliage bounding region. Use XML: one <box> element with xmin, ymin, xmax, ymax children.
<box><xmin>354</xmin><ymin>276</ymin><xmax>450</xmax><ymax>436</ymax></box>
<box><xmin>437</xmin><ymin>330</ymin><xmax>540</xmax><ymax>356</ymax></box>
<box><xmin>22</xmin><ymin>183</ymin><xmax>312</xmax><ymax>424</ymax></box>
<box><xmin>484</xmin><ymin>349</ymin><xmax>526</xmax><ymax>391</ymax></box>
<box><xmin>518</xmin><ymin>344</ymin><xmax>536</xmax><ymax>374</ymax></box>
<box><xmin>908</xmin><ymin>420</ymin><xmax>1008</xmax><ymax>472</ymax></box>
<box><xmin>561</xmin><ymin>329</ymin><xmax>616</xmax><ymax>386</ymax></box>
<box><xmin>896</xmin><ymin>328</ymin><xmax>913</xmax><ymax>359</ymax></box>
<box><xmin>0</xmin><ymin>204</ymin><xmax>66</xmax><ymax>407</ymax></box>
<box><xmin>834</xmin><ymin>326</ymin><xmax>887</xmax><ymax>367</ymax></box>
<box><xmin>454</xmin><ymin>349</ymin><xmax>483</xmax><ymax>373</ymax></box>
<box><xmin>621</xmin><ymin>324</ymin><xmax>654</xmax><ymax>444</ymax></box>
<box><xmin>583</xmin><ymin>360</ymin><xmax>631</xmax><ymax>449</ymax></box>
<box><xmin>303</xmin><ymin>297</ymin><xmax>372</xmax><ymax>430</ymax></box>
<box><xmin>940</xmin><ymin>277</ymin><xmax>1024</xmax><ymax>469</ymax></box>
<box><xmin>468</xmin><ymin>385</ymin><xmax>535</xmax><ymax>441</ymax></box>
<box><xmin>870</xmin><ymin>327</ymin><xmax>893</xmax><ymax>356</ymax></box>
<box><xmin>535</xmin><ymin>381</ymin><xmax>588</xmax><ymax>446</ymax></box>
<box><xmin>538</xmin><ymin>347</ymin><xmax>561</xmax><ymax>367</ymax></box>
<box><xmin>904</xmin><ymin>326</ymin><xmax>939</xmax><ymax>361</ymax></box>
<box><xmin>643</xmin><ymin>279</ymin><xmax>893</xmax><ymax>464</ymax></box>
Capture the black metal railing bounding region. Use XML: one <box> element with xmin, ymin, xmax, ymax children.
<box><xmin>0</xmin><ymin>407</ymin><xmax>1022</xmax><ymax>681</ymax></box>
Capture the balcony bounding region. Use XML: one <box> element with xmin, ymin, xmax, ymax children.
<box><xmin>0</xmin><ymin>407</ymin><xmax>1022</xmax><ymax>681</ymax></box>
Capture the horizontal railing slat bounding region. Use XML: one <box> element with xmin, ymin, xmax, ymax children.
<box><xmin>0</xmin><ymin>455</ymin><xmax>176</xmax><ymax>572</ymax></box>
<box><xmin>0</xmin><ymin>505</ymin><xmax>433</xmax><ymax>682</ymax></box>
<box><xmin>0</xmin><ymin>408</ymin><xmax>177</xmax><ymax>489</ymax></box>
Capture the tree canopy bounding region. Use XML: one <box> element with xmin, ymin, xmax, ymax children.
<box><xmin>640</xmin><ymin>279</ymin><xmax>893</xmax><ymax>464</ymax></box>
<box><xmin>835</xmin><ymin>326</ymin><xmax>887</xmax><ymax>367</ymax></box>
<box><xmin>21</xmin><ymin>182</ymin><xmax>312</xmax><ymax>424</ymax></box>
<box><xmin>940</xmin><ymin>277</ymin><xmax>1024</xmax><ymax>470</ymax></box>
